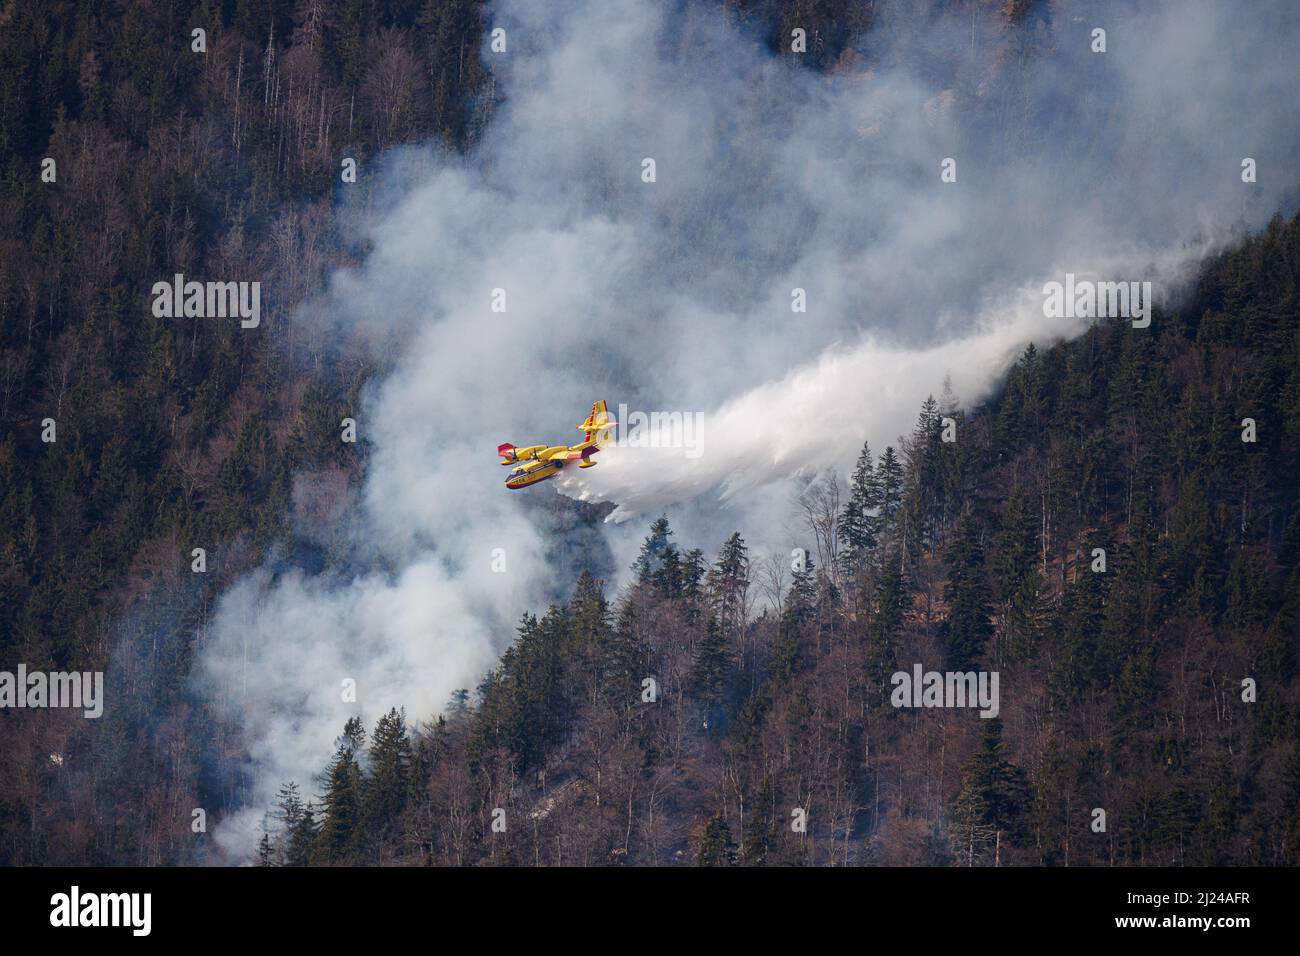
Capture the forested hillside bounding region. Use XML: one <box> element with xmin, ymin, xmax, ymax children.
<box><xmin>1</xmin><ymin>1</ymin><xmax>1297</xmax><ymax>868</ymax></box>
<box><xmin>0</xmin><ymin>0</ymin><xmax>492</xmax><ymax>864</ymax></box>
<box><xmin>260</xmin><ymin>214</ymin><xmax>1300</xmax><ymax>866</ymax></box>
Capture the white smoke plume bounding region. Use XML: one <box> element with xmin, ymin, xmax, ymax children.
<box><xmin>197</xmin><ymin>0</ymin><xmax>1300</xmax><ymax>859</ymax></box>
<box><xmin>558</xmin><ymin>245</ymin><xmax>1206</xmax><ymax>521</ymax></box>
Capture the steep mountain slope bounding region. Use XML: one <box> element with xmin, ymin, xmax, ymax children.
<box><xmin>262</xmin><ymin>213</ymin><xmax>1300</xmax><ymax>866</ymax></box>
<box><xmin>2</xmin><ymin>0</ymin><xmax>1298</xmax><ymax>868</ymax></box>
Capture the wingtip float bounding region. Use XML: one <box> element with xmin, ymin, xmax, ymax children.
<box><xmin>498</xmin><ymin>400</ymin><xmax>617</xmax><ymax>489</ymax></box>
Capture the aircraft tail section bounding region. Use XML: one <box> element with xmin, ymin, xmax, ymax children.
<box><xmin>578</xmin><ymin>399</ymin><xmax>616</xmax><ymax>444</ymax></box>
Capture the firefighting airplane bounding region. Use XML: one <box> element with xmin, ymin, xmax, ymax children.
<box><xmin>498</xmin><ymin>400</ymin><xmax>617</xmax><ymax>489</ymax></box>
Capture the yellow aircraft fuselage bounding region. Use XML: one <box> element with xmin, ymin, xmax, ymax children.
<box><xmin>499</xmin><ymin>401</ymin><xmax>615</xmax><ymax>490</ymax></box>
<box><xmin>504</xmin><ymin>461</ymin><xmax>564</xmax><ymax>488</ymax></box>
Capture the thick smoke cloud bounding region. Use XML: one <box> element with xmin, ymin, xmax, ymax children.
<box><xmin>198</xmin><ymin>0</ymin><xmax>1300</xmax><ymax>859</ymax></box>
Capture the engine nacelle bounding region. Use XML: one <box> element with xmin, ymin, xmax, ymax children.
<box><xmin>498</xmin><ymin>443</ymin><xmax>546</xmax><ymax>464</ymax></box>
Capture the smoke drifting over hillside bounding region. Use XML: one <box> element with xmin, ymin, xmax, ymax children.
<box><xmin>199</xmin><ymin>0</ymin><xmax>1300</xmax><ymax>859</ymax></box>
<box><xmin>557</xmin><ymin>247</ymin><xmax>1204</xmax><ymax>522</ymax></box>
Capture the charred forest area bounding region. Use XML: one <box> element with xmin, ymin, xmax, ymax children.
<box><xmin>0</xmin><ymin>1</ymin><xmax>1298</xmax><ymax>868</ymax></box>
